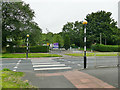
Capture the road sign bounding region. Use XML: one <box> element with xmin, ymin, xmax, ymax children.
<box><xmin>53</xmin><ymin>43</ymin><xmax>59</xmax><ymax>48</ymax></box>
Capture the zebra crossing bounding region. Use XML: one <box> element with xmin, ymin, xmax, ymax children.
<box><xmin>31</xmin><ymin>58</ymin><xmax>72</xmax><ymax>71</ymax></box>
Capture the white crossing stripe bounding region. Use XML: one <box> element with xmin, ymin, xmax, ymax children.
<box><xmin>34</xmin><ymin>67</ymin><xmax>72</xmax><ymax>71</ymax></box>
<box><xmin>14</xmin><ymin>66</ymin><xmax>18</xmax><ymax>68</ymax></box>
<box><xmin>32</xmin><ymin>62</ymin><xmax>60</xmax><ymax>65</ymax></box>
<box><xmin>31</xmin><ymin>58</ymin><xmax>72</xmax><ymax>71</ymax></box>
<box><xmin>77</xmin><ymin>64</ymin><xmax>81</xmax><ymax>66</ymax></box>
<box><xmin>13</xmin><ymin>69</ymin><xmax>16</xmax><ymax>71</ymax></box>
<box><xmin>33</xmin><ymin>64</ymin><xmax>66</xmax><ymax>67</ymax></box>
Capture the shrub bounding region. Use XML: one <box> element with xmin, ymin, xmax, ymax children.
<box><xmin>30</xmin><ymin>46</ymin><xmax>49</xmax><ymax>53</ymax></box>
<box><xmin>6</xmin><ymin>46</ymin><xmax>49</xmax><ymax>53</ymax></box>
<box><xmin>71</xmin><ymin>44</ymin><xmax>78</xmax><ymax>48</ymax></box>
<box><xmin>2</xmin><ymin>68</ymin><xmax>11</xmax><ymax>71</ymax></box>
<box><xmin>91</xmin><ymin>44</ymin><xmax>120</xmax><ymax>52</ymax></box>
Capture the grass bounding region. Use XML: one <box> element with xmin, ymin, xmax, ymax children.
<box><xmin>2</xmin><ymin>53</ymin><xmax>62</xmax><ymax>58</ymax></box>
<box><xmin>65</xmin><ymin>52</ymin><xmax>118</xmax><ymax>57</ymax></box>
<box><xmin>1</xmin><ymin>68</ymin><xmax>36</xmax><ymax>88</ymax></box>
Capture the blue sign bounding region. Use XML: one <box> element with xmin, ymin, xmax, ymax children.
<box><xmin>53</xmin><ymin>43</ymin><xmax>59</xmax><ymax>48</ymax></box>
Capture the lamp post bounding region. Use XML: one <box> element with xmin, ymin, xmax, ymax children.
<box><xmin>83</xmin><ymin>21</ymin><xmax>87</xmax><ymax>69</ymax></box>
<box><xmin>26</xmin><ymin>34</ymin><xmax>29</xmax><ymax>58</ymax></box>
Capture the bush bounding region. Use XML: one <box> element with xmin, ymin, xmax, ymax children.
<box><xmin>6</xmin><ymin>46</ymin><xmax>49</xmax><ymax>53</ymax></box>
<box><xmin>30</xmin><ymin>46</ymin><xmax>49</xmax><ymax>53</ymax></box>
<box><xmin>91</xmin><ymin>44</ymin><xmax>120</xmax><ymax>52</ymax></box>
<box><xmin>71</xmin><ymin>44</ymin><xmax>78</xmax><ymax>48</ymax></box>
<box><xmin>2</xmin><ymin>68</ymin><xmax>11</xmax><ymax>71</ymax></box>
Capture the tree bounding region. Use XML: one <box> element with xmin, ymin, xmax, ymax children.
<box><xmin>28</xmin><ymin>22</ymin><xmax>42</xmax><ymax>46</ymax></box>
<box><xmin>85</xmin><ymin>10</ymin><xmax>118</xmax><ymax>46</ymax></box>
<box><xmin>2</xmin><ymin>2</ymin><xmax>42</xmax><ymax>47</ymax></box>
<box><xmin>53</xmin><ymin>34</ymin><xmax>64</xmax><ymax>48</ymax></box>
<box><xmin>64</xmin><ymin>35</ymin><xmax>70</xmax><ymax>50</ymax></box>
<box><xmin>62</xmin><ymin>21</ymin><xmax>84</xmax><ymax>47</ymax></box>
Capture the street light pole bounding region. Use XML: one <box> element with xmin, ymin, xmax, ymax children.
<box><xmin>26</xmin><ymin>34</ymin><xmax>29</xmax><ymax>58</ymax></box>
<box><xmin>83</xmin><ymin>21</ymin><xmax>87</xmax><ymax>69</ymax></box>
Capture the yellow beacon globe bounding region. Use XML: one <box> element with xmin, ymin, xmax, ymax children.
<box><xmin>27</xmin><ymin>34</ymin><xmax>29</xmax><ymax>37</ymax></box>
<box><xmin>83</xmin><ymin>21</ymin><xmax>88</xmax><ymax>25</ymax></box>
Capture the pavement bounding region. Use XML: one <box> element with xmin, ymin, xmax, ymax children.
<box><xmin>1</xmin><ymin>55</ymin><xmax>119</xmax><ymax>89</ymax></box>
<box><xmin>34</xmin><ymin>70</ymin><xmax>115</xmax><ymax>88</ymax></box>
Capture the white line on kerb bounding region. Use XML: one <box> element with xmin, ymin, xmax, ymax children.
<box><xmin>33</xmin><ymin>64</ymin><xmax>66</xmax><ymax>67</ymax></box>
<box><xmin>34</xmin><ymin>67</ymin><xmax>72</xmax><ymax>71</ymax></box>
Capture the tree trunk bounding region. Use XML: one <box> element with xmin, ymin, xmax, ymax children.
<box><xmin>105</xmin><ymin>38</ymin><xmax>107</xmax><ymax>45</ymax></box>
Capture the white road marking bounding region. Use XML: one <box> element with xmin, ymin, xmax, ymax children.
<box><xmin>77</xmin><ymin>64</ymin><xmax>81</xmax><ymax>66</ymax></box>
<box><xmin>32</xmin><ymin>62</ymin><xmax>60</xmax><ymax>65</ymax></box>
<box><xmin>31</xmin><ymin>58</ymin><xmax>72</xmax><ymax>71</ymax></box>
<box><xmin>14</xmin><ymin>66</ymin><xmax>18</xmax><ymax>69</ymax></box>
<box><xmin>13</xmin><ymin>69</ymin><xmax>16</xmax><ymax>71</ymax></box>
<box><xmin>13</xmin><ymin>60</ymin><xmax>21</xmax><ymax>71</ymax></box>
<box><xmin>34</xmin><ymin>67</ymin><xmax>72</xmax><ymax>71</ymax></box>
<box><xmin>33</xmin><ymin>64</ymin><xmax>66</xmax><ymax>67</ymax></box>
<box><xmin>18</xmin><ymin>60</ymin><xmax>21</xmax><ymax>63</ymax></box>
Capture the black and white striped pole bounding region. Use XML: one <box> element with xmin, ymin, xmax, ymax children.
<box><xmin>26</xmin><ymin>34</ymin><xmax>29</xmax><ymax>58</ymax></box>
<box><xmin>83</xmin><ymin>21</ymin><xmax>87</xmax><ymax>69</ymax></box>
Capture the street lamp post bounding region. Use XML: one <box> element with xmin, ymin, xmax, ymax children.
<box><xmin>83</xmin><ymin>21</ymin><xmax>87</xmax><ymax>69</ymax></box>
<box><xmin>26</xmin><ymin>34</ymin><xmax>29</xmax><ymax>58</ymax></box>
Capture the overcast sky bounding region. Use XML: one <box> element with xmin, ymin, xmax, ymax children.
<box><xmin>23</xmin><ymin>0</ymin><xmax>119</xmax><ymax>33</ymax></box>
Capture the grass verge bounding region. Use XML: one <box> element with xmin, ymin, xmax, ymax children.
<box><xmin>65</xmin><ymin>52</ymin><xmax>118</xmax><ymax>57</ymax></box>
<box><xmin>1</xmin><ymin>68</ymin><xmax>36</xmax><ymax>88</ymax></box>
<box><xmin>2</xmin><ymin>53</ymin><xmax>62</xmax><ymax>58</ymax></box>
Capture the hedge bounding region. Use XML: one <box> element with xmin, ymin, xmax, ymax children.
<box><xmin>91</xmin><ymin>44</ymin><xmax>120</xmax><ymax>52</ymax></box>
<box><xmin>6</xmin><ymin>46</ymin><xmax>49</xmax><ymax>53</ymax></box>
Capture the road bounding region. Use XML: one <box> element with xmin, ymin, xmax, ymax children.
<box><xmin>2</xmin><ymin>55</ymin><xmax>119</xmax><ymax>88</ymax></box>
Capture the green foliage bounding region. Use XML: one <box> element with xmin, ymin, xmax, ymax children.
<box><xmin>2</xmin><ymin>69</ymin><xmax>35</xmax><ymax>88</ymax></box>
<box><xmin>41</xmin><ymin>32</ymin><xmax>64</xmax><ymax>48</ymax></box>
<box><xmin>64</xmin><ymin>35</ymin><xmax>70</xmax><ymax>50</ymax></box>
<box><xmin>2</xmin><ymin>68</ymin><xmax>11</xmax><ymax>71</ymax></box>
<box><xmin>6</xmin><ymin>47</ymin><xmax>26</xmax><ymax>53</ymax></box>
<box><xmin>2</xmin><ymin>2</ymin><xmax>42</xmax><ymax>47</ymax></box>
<box><xmin>71</xmin><ymin>44</ymin><xmax>78</xmax><ymax>48</ymax></box>
<box><xmin>62</xmin><ymin>21</ymin><xmax>84</xmax><ymax>47</ymax></box>
<box><xmin>6</xmin><ymin>46</ymin><xmax>49</xmax><ymax>53</ymax></box>
<box><xmin>62</xmin><ymin>10</ymin><xmax>119</xmax><ymax>48</ymax></box>
<box><xmin>85</xmin><ymin>10</ymin><xmax>118</xmax><ymax>46</ymax></box>
<box><xmin>41</xmin><ymin>32</ymin><xmax>53</xmax><ymax>44</ymax></box>
<box><xmin>30</xmin><ymin>46</ymin><xmax>49</xmax><ymax>53</ymax></box>
<box><xmin>53</xmin><ymin>34</ymin><xmax>64</xmax><ymax>48</ymax></box>
<box><xmin>91</xmin><ymin>44</ymin><xmax>119</xmax><ymax>52</ymax></box>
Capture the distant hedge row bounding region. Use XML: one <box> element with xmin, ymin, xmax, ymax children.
<box><xmin>91</xmin><ymin>44</ymin><xmax>120</xmax><ymax>52</ymax></box>
<box><xmin>6</xmin><ymin>46</ymin><xmax>49</xmax><ymax>53</ymax></box>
